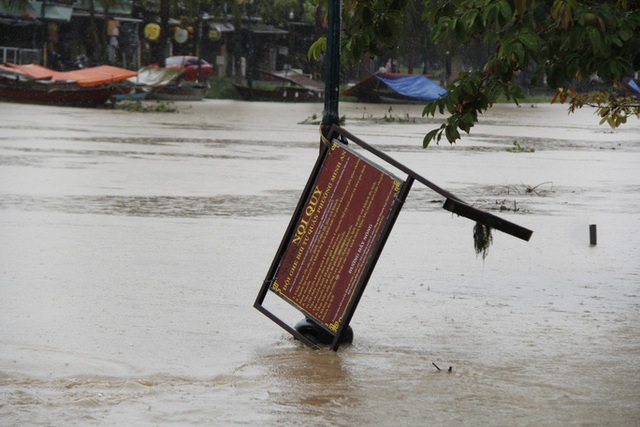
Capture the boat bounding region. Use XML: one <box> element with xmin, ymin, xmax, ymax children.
<box><xmin>147</xmin><ymin>83</ymin><xmax>208</xmax><ymax>101</ymax></box>
<box><xmin>0</xmin><ymin>63</ymin><xmax>137</xmax><ymax>107</ymax></box>
<box><xmin>233</xmin><ymin>69</ymin><xmax>324</xmax><ymax>102</ymax></box>
<box><xmin>0</xmin><ymin>76</ymin><xmax>115</xmax><ymax>107</ymax></box>
<box><xmin>125</xmin><ymin>66</ymin><xmax>208</xmax><ymax>101</ymax></box>
<box><xmin>343</xmin><ymin>72</ymin><xmax>447</xmax><ymax>103</ymax></box>
<box><xmin>111</xmin><ymin>84</ymin><xmax>150</xmax><ymax>102</ymax></box>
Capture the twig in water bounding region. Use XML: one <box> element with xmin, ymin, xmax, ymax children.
<box><xmin>524</xmin><ymin>181</ymin><xmax>554</xmax><ymax>196</ymax></box>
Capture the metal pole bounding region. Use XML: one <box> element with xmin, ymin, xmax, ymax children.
<box><xmin>198</xmin><ymin>18</ymin><xmax>203</xmax><ymax>83</ymax></box>
<box><xmin>321</xmin><ymin>0</ymin><xmax>341</xmax><ymax>143</ymax></box>
<box><xmin>293</xmin><ymin>0</ymin><xmax>349</xmax><ymax>345</ymax></box>
<box><xmin>41</xmin><ymin>1</ymin><xmax>47</xmax><ymax>66</ymax></box>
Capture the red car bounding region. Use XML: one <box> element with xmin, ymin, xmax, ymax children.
<box><xmin>164</xmin><ymin>56</ymin><xmax>214</xmax><ymax>81</ymax></box>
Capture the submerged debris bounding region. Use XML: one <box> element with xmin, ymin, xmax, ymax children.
<box><xmin>473</xmin><ymin>222</ymin><xmax>493</xmax><ymax>260</ymax></box>
<box><xmin>432</xmin><ymin>362</ymin><xmax>453</xmax><ymax>372</ymax></box>
<box><xmin>114</xmin><ymin>100</ymin><xmax>178</xmax><ymax>113</ymax></box>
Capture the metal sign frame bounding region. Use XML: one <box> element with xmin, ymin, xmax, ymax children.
<box><xmin>255</xmin><ymin>125</ymin><xmax>532</xmax><ymax>351</ymax></box>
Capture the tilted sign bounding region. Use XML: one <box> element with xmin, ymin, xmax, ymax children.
<box><xmin>270</xmin><ymin>142</ymin><xmax>403</xmax><ymax>334</ymax></box>
<box><xmin>255</xmin><ymin>125</ymin><xmax>532</xmax><ymax>351</ymax></box>
<box><xmin>255</xmin><ymin>135</ymin><xmax>411</xmax><ymax>350</ymax></box>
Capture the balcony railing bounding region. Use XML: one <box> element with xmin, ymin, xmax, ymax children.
<box><xmin>1</xmin><ymin>47</ymin><xmax>41</xmax><ymax>65</ymax></box>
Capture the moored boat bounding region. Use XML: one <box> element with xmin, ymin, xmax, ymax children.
<box><xmin>147</xmin><ymin>83</ymin><xmax>208</xmax><ymax>101</ymax></box>
<box><xmin>111</xmin><ymin>84</ymin><xmax>150</xmax><ymax>102</ymax></box>
<box><xmin>125</xmin><ymin>66</ymin><xmax>208</xmax><ymax>101</ymax></box>
<box><xmin>0</xmin><ymin>77</ymin><xmax>114</xmax><ymax>107</ymax></box>
<box><xmin>234</xmin><ymin>69</ymin><xmax>324</xmax><ymax>102</ymax></box>
<box><xmin>0</xmin><ymin>63</ymin><xmax>137</xmax><ymax>107</ymax></box>
<box><xmin>344</xmin><ymin>72</ymin><xmax>447</xmax><ymax>104</ymax></box>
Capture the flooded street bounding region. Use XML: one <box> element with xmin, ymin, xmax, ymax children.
<box><xmin>1</xmin><ymin>99</ymin><xmax>639</xmax><ymax>426</ymax></box>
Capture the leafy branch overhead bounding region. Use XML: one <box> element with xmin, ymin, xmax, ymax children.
<box><xmin>309</xmin><ymin>0</ymin><xmax>410</xmax><ymax>61</ymax></box>
<box><xmin>333</xmin><ymin>0</ymin><xmax>640</xmax><ymax>146</ymax></box>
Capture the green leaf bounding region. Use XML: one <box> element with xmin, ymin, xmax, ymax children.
<box><xmin>610</xmin><ymin>36</ymin><xmax>623</xmax><ymax>48</ymax></box>
<box><xmin>445</xmin><ymin>124</ymin><xmax>460</xmax><ymax>143</ymax></box>
<box><xmin>461</xmin><ymin>9</ymin><xmax>479</xmax><ymax>31</ymax></box>
<box><xmin>422</xmin><ymin>102</ymin><xmax>436</xmax><ymax>117</ymax></box>
<box><xmin>498</xmin><ymin>37</ymin><xmax>515</xmax><ymax>60</ymax></box>
<box><xmin>486</xmin><ymin>1</ymin><xmax>501</xmax><ymax>24</ymax></box>
<box><xmin>518</xmin><ymin>29</ymin><xmax>538</xmax><ymax>51</ymax></box>
<box><xmin>308</xmin><ymin>37</ymin><xmax>326</xmax><ymax>60</ymax></box>
<box><xmin>514</xmin><ymin>0</ymin><xmax>527</xmax><ymax>18</ymax></box>
<box><xmin>513</xmin><ymin>42</ymin><xmax>526</xmax><ymax>64</ymax></box>
<box><xmin>499</xmin><ymin>0</ymin><xmax>513</xmax><ymax>23</ymax></box>
<box><xmin>423</xmin><ymin>128</ymin><xmax>439</xmax><ymax>148</ymax></box>
<box><xmin>445</xmin><ymin>96</ymin><xmax>456</xmax><ymax>114</ymax></box>
<box><xmin>431</xmin><ymin>21</ymin><xmax>449</xmax><ymax>43</ymax></box>
<box><xmin>618</xmin><ymin>26</ymin><xmax>633</xmax><ymax>42</ymax></box>
<box><xmin>461</xmin><ymin>112</ymin><xmax>476</xmax><ymax>132</ymax></box>
<box><xmin>608</xmin><ymin>59</ymin><xmax>624</xmax><ymax>80</ymax></box>
<box><xmin>587</xmin><ymin>27</ymin><xmax>605</xmax><ymax>57</ymax></box>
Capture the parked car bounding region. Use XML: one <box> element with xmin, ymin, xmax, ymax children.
<box><xmin>162</xmin><ymin>56</ymin><xmax>214</xmax><ymax>81</ymax></box>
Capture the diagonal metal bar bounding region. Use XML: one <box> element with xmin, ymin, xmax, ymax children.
<box><xmin>329</xmin><ymin>125</ymin><xmax>533</xmax><ymax>242</ymax></box>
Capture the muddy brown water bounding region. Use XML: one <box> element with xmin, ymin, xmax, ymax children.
<box><xmin>1</xmin><ymin>100</ymin><xmax>639</xmax><ymax>426</ymax></box>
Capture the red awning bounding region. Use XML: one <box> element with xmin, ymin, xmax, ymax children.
<box><xmin>1</xmin><ymin>63</ymin><xmax>137</xmax><ymax>87</ymax></box>
<box><xmin>51</xmin><ymin>66</ymin><xmax>138</xmax><ymax>87</ymax></box>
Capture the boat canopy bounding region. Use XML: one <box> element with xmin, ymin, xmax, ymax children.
<box><xmin>344</xmin><ymin>72</ymin><xmax>447</xmax><ymax>103</ymax></box>
<box><xmin>373</xmin><ymin>73</ymin><xmax>447</xmax><ymax>102</ymax></box>
<box><xmin>127</xmin><ymin>66</ymin><xmax>184</xmax><ymax>87</ymax></box>
<box><xmin>1</xmin><ymin>63</ymin><xmax>54</xmax><ymax>79</ymax></box>
<box><xmin>0</xmin><ymin>63</ymin><xmax>137</xmax><ymax>86</ymax></box>
<box><xmin>54</xmin><ymin>66</ymin><xmax>137</xmax><ymax>86</ymax></box>
<box><xmin>627</xmin><ymin>79</ymin><xmax>640</xmax><ymax>96</ymax></box>
<box><xmin>268</xmin><ymin>70</ymin><xmax>324</xmax><ymax>93</ymax></box>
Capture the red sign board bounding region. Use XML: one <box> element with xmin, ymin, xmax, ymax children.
<box><xmin>270</xmin><ymin>142</ymin><xmax>403</xmax><ymax>332</ymax></box>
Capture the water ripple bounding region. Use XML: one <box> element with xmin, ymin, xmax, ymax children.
<box><xmin>0</xmin><ymin>193</ymin><xmax>301</xmax><ymax>218</ymax></box>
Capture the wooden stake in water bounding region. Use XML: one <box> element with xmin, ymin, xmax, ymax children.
<box><xmin>589</xmin><ymin>224</ymin><xmax>597</xmax><ymax>246</ymax></box>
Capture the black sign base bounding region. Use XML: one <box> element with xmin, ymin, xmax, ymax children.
<box><xmin>294</xmin><ymin>318</ymin><xmax>353</xmax><ymax>346</ymax></box>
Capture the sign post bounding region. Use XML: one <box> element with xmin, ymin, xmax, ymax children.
<box><xmin>321</xmin><ymin>0</ymin><xmax>342</xmax><ymax>140</ymax></box>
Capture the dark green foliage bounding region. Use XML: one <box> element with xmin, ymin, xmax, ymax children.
<box><xmin>341</xmin><ymin>0</ymin><xmax>410</xmax><ymax>59</ymax></box>
<box><xmin>338</xmin><ymin>0</ymin><xmax>640</xmax><ymax>145</ymax></box>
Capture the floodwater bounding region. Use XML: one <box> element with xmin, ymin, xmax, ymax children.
<box><xmin>1</xmin><ymin>99</ymin><xmax>639</xmax><ymax>426</ymax></box>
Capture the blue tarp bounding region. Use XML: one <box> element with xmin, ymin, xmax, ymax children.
<box><xmin>373</xmin><ymin>74</ymin><xmax>447</xmax><ymax>102</ymax></box>
<box><xmin>627</xmin><ymin>79</ymin><xmax>640</xmax><ymax>95</ymax></box>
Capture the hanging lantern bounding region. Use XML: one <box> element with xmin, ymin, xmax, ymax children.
<box><xmin>208</xmin><ymin>25</ymin><xmax>221</xmax><ymax>41</ymax></box>
<box><xmin>107</xmin><ymin>20</ymin><xmax>120</xmax><ymax>37</ymax></box>
<box><xmin>174</xmin><ymin>28</ymin><xmax>188</xmax><ymax>44</ymax></box>
<box><xmin>144</xmin><ymin>23</ymin><xmax>161</xmax><ymax>41</ymax></box>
